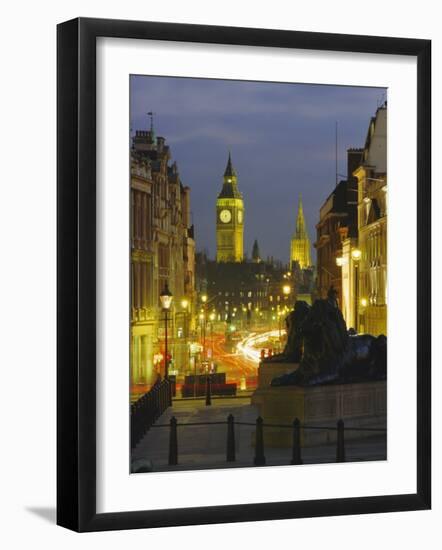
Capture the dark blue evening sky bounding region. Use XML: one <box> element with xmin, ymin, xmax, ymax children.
<box><xmin>130</xmin><ymin>75</ymin><xmax>386</xmax><ymax>264</ymax></box>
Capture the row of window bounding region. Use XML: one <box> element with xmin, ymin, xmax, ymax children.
<box><xmin>216</xmin><ymin>290</ymin><xmax>283</xmax><ymax>299</ymax></box>
<box><xmin>131</xmin><ymin>190</ymin><xmax>152</xmax><ymax>244</ymax></box>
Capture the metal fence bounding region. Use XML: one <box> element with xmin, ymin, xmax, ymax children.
<box><xmin>152</xmin><ymin>414</ymin><xmax>386</xmax><ymax>467</ymax></box>
<box><xmin>130</xmin><ymin>379</ymin><xmax>172</xmax><ymax>449</ymax></box>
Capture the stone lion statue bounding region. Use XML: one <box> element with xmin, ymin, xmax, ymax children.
<box><xmin>264</xmin><ymin>300</ymin><xmax>311</xmax><ymax>363</ymax></box>
<box><xmin>267</xmin><ymin>288</ymin><xmax>387</xmax><ymax>386</ymax></box>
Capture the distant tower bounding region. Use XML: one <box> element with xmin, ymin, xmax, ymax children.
<box><xmin>216</xmin><ymin>153</ymin><xmax>244</xmax><ymax>263</ymax></box>
<box><xmin>252</xmin><ymin>239</ymin><xmax>261</xmax><ymax>263</ymax></box>
<box><xmin>290</xmin><ymin>195</ymin><xmax>312</xmax><ymax>269</ymax></box>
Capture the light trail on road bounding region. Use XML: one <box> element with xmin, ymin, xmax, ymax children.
<box><xmin>210</xmin><ymin>333</ymin><xmax>255</xmax><ymax>378</ymax></box>
<box><xmin>236</xmin><ymin>330</ymin><xmax>286</xmax><ymax>363</ymax></box>
<box><xmin>198</xmin><ymin>329</ymin><xmax>286</xmax><ymax>388</ymax></box>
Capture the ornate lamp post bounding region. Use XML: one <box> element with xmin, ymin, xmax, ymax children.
<box><xmin>180</xmin><ymin>298</ymin><xmax>189</xmax><ymax>373</ymax></box>
<box><xmin>209</xmin><ymin>311</ymin><xmax>216</xmax><ymax>360</ymax></box>
<box><xmin>160</xmin><ymin>283</ymin><xmax>173</xmax><ymax>379</ymax></box>
<box><xmin>201</xmin><ymin>294</ymin><xmax>208</xmax><ymax>361</ymax></box>
<box><xmin>351</xmin><ymin>248</ymin><xmax>361</xmax><ymax>332</ymax></box>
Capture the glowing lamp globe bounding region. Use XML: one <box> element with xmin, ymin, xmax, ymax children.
<box><xmin>160</xmin><ymin>284</ymin><xmax>173</xmax><ymax>310</ymax></box>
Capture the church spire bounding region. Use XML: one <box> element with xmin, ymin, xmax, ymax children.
<box><xmin>290</xmin><ymin>194</ymin><xmax>311</xmax><ymax>269</ymax></box>
<box><xmin>252</xmin><ymin>239</ymin><xmax>261</xmax><ymax>263</ymax></box>
<box><xmin>295</xmin><ymin>194</ymin><xmax>307</xmax><ymax>238</ymax></box>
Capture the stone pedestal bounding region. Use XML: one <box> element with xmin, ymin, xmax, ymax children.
<box><xmin>251</xmin><ymin>361</ymin><xmax>299</xmax><ymax>407</ymax></box>
<box><xmin>251</xmin><ymin>369</ymin><xmax>386</xmax><ymax>447</ymax></box>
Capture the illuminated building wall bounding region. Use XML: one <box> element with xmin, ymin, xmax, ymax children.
<box><xmin>130</xmin><ymin>128</ymin><xmax>195</xmax><ymax>387</ymax></box>
<box><xmin>341</xmin><ymin>102</ymin><xmax>387</xmax><ymax>336</ymax></box>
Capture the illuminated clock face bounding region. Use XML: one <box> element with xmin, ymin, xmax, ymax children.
<box><xmin>219</xmin><ymin>209</ymin><xmax>231</xmax><ymax>223</ymax></box>
<box><xmin>237</xmin><ymin>210</ymin><xmax>243</xmax><ymax>224</ymax></box>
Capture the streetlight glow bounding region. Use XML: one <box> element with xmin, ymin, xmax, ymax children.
<box><xmin>282</xmin><ymin>284</ymin><xmax>291</xmax><ymax>295</ymax></box>
<box><xmin>159</xmin><ymin>283</ymin><xmax>173</xmax><ymax>310</ymax></box>
<box><xmin>201</xmin><ymin>294</ymin><xmax>208</xmax><ymax>303</ymax></box>
<box><xmin>351</xmin><ymin>249</ymin><xmax>362</xmax><ymax>261</ymax></box>
<box><xmin>181</xmin><ymin>298</ymin><xmax>189</xmax><ymax>309</ymax></box>
<box><xmin>159</xmin><ymin>283</ymin><xmax>173</xmax><ymax>381</ymax></box>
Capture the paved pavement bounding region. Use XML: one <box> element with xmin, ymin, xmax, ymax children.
<box><xmin>132</xmin><ymin>397</ymin><xmax>386</xmax><ymax>473</ymax></box>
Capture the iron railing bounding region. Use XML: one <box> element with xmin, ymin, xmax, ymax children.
<box><xmin>130</xmin><ymin>379</ymin><xmax>172</xmax><ymax>449</ymax></box>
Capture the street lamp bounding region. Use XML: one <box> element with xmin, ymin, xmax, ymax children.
<box><xmin>282</xmin><ymin>284</ymin><xmax>291</xmax><ymax>296</ymax></box>
<box><xmin>351</xmin><ymin>249</ymin><xmax>361</xmax><ymax>332</ymax></box>
<box><xmin>160</xmin><ymin>283</ymin><xmax>173</xmax><ymax>379</ymax></box>
<box><xmin>199</xmin><ymin>311</ymin><xmax>206</xmax><ymax>364</ymax></box>
<box><xmin>200</xmin><ymin>294</ymin><xmax>208</xmax><ymax>362</ymax></box>
<box><xmin>282</xmin><ymin>284</ymin><xmax>291</xmax><ymax>309</ymax></box>
<box><xmin>180</xmin><ymin>298</ymin><xmax>190</xmax><ymax>374</ymax></box>
<box><xmin>209</xmin><ymin>312</ymin><xmax>216</xmax><ymax>360</ymax></box>
<box><xmin>351</xmin><ymin>248</ymin><xmax>362</xmax><ymax>261</ymax></box>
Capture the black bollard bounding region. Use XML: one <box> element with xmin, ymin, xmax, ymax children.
<box><xmin>168</xmin><ymin>416</ymin><xmax>178</xmax><ymax>465</ymax></box>
<box><xmin>291</xmin><ymin>418</ymin><xmax>303</xmax><ymax>465</ymax></box>
<box><xmin>205</xmin><ymin>375</ymin><xmax>212</xmax><ymax>406</ymax></box>
<box><xmin>226</xmin><ymin>414</ymin><xmax>236</xmax><ymax>462</ymax></box>
<box><xmin>336</xmin><ymin>419</ymin><xmax>345</xmax><ymax>462</ymax></box>
<box><xmin>254</xmin><ymin>416</ymin><xmax>266</xmax><ymax>466</ymax></box>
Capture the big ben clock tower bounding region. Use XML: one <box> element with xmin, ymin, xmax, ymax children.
<box><xmin>216</xmin><ymin>153</ymin><xmax>244</xmax><ymax>263</ymax></box>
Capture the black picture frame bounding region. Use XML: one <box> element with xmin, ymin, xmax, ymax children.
<box><xmin>57</xmin><ymin>17</ymin><xmax>431</xmax><ymax>532</ymax></box>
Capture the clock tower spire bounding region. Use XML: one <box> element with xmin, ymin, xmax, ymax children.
<box><xmin>216</xmin><ymin>152</ymin><xmax>244</xmax><ymax>263</ymax></box>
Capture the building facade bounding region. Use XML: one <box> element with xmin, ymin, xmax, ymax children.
<box><xmin>130</xmin><ymin>126</ymin><xmax>195</xmax><ymax>389</ymax></box>
<box><xmin>290</xmin><ymin>195</ymin><xmax>312</xmax><ymax>270</ymax></box>
<box><xmin>314</xmin><ymin>149</ymin><xmax>363</xmax><ymax>306</ymax></box>
<box><xmin>353</xmin><ymin>103</ymin><xmax>387</xmax><ymax>336</ymax></box>
<box><xmin>337</xmin><ymin>103</ymin><xmax>387</xmax><ymax>335</ymax></box>
<box><xmin>200</xmin><ymin>258</ymin><xmax>294</xmax><ymax>332</ymax></box>
<box><xmin>216</xmin><ymin>153</ymin><xmax>244</xmax><ymax>263</ymax></box>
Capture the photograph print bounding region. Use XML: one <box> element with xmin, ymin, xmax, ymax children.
<box><xmin>129</xmin><ymin>75</ymin><xmax>387</xmax><ymax>474</ymax></box>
